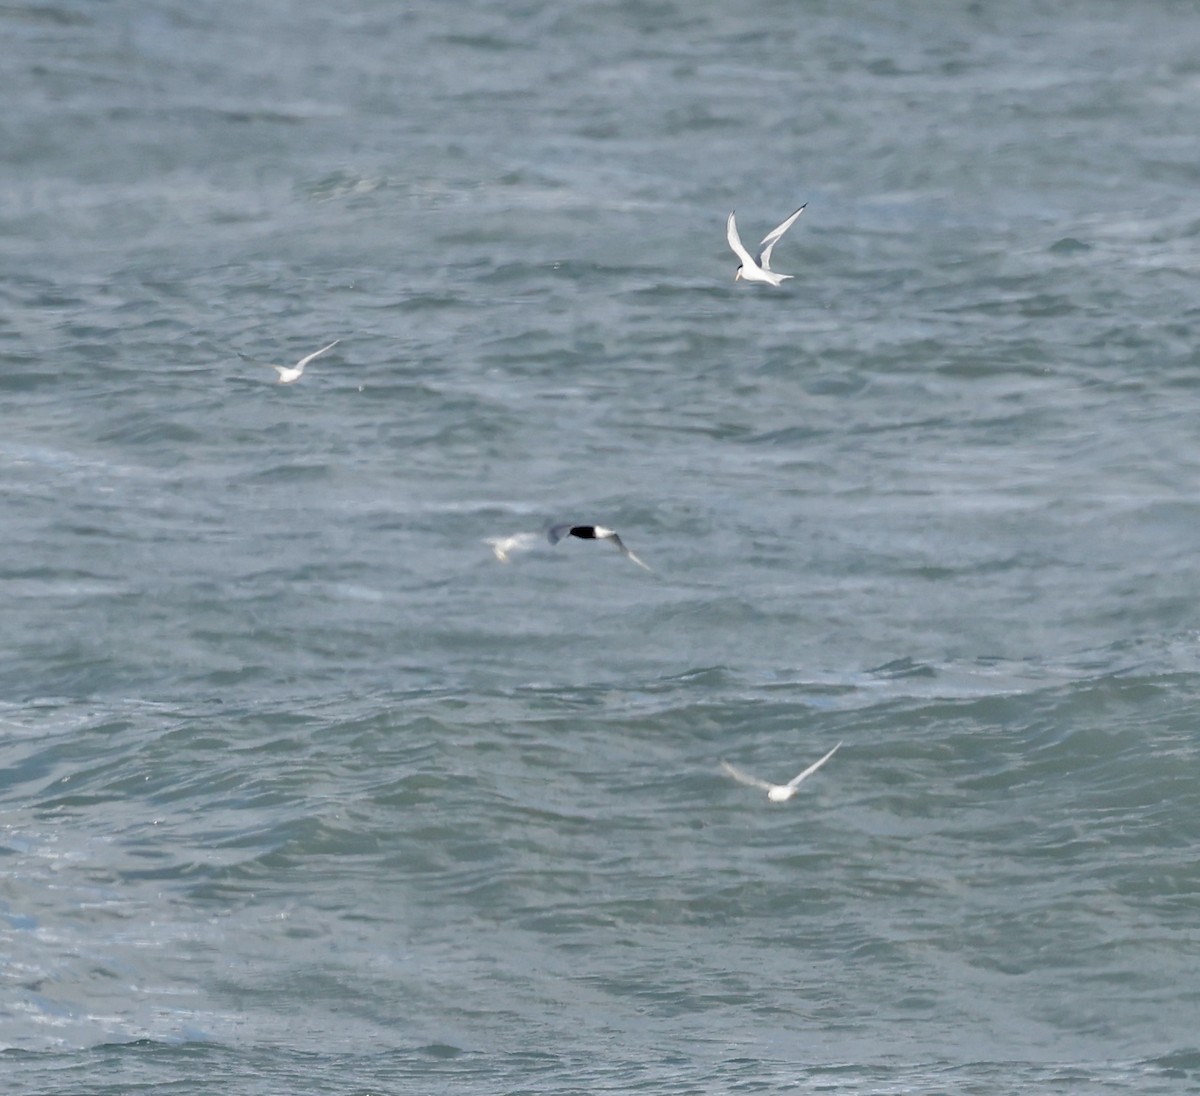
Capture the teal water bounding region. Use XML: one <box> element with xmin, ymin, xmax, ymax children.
<box><xmin>3</xmin><ymin>2</ymin><xmax>1200</xmax><ymax>1093</ymax></box>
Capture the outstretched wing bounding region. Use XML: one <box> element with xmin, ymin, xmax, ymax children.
<box><xmin>756</xmin><ymin>204</ymin><xmax>806</xmax><ymax>271</ymax></box>
<box><xmin>726</xmin><ymin>212</ymin><xmax>757</xmax><ymax>268</ymax></box>
<box><xmin>547</xmin><ymin>523</ymin><xmax>574</xmax><ymax>546</ymax></box>
<box><xmin>607</xmin><ymin>533</ymin><xmax>653</xmax><ymax>572</ymax></box>
<box><xmin>295</xmin><ymin>339</ymin><xmax>341</xmax><ymax>371</ymax></box>
<box><xmin>785</xmin><ymin>740</ymin><xmax>841</xmax><ymax>789</ymax></box>
<box><xmin>721</xmin><ymin>760</ymin><xmax>772</xmax><ymax>791</ymax></box>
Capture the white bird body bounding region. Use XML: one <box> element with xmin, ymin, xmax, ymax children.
<box><xmin>721</xmin><ymin>742</ymin><xmax>841</xmax><ymax>802</ymax></box>
<box><xmin>727</xmin><ymin>205</ymin><xmax>806</xmax><ymax>286</ymax></box>
<box><xmin>271</xmin><ymin>340</ymin><xmax>340</xmax><ymax>384</ymax></box>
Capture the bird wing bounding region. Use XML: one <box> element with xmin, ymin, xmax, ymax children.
<box><xmin>547</xmin><ymin>524</ymin><xmax>574</xmax><ymax>546</ymax></box>
<box><xmin>721</xmin><ymin>761</ymin><xmax>772</xmax><ymax>791</ymax></box>
<box><xmin>785</xmin><ymin>741</ymin><xmax>842</xmax><ymax>788</ymax></box>
<box><xmin>295</xmin><ymin>339</ymin><xmax>341</xmax><ymax>371</ymax></box>
<box><xmin>607</xmin><ymin>533</ymin><xmax>653</xmax><ymax>572</ymax></box>
<box><xmin>726</xmin><ymin>212</ymin><xmax>757</xmax><ymax>268</ymax></box>
<box><xmin>622</xmin><ymin>548</ymin><xmax>653</xmax><ymax>572</ymax></box>
<box><xmin>756</xmin><ymin>204</ymin><xmax>805</xmax><ymax>270</ymax></box>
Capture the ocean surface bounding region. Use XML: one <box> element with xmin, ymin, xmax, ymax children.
<box><xmin>3</xmin><ymin>1</ymin><xmax>1200</xmax><ymax>1093</ymax></box>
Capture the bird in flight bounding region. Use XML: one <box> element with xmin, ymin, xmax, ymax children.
<box><xmin>727</xmin><ymin>205</ymin><xmax>806</xmax><ymax>286</ymax></box>
<box><xmin>721</xmin><ymin>742</ymin><xmax>841</xmax><ymax>802</ymax></box>
<box><xmin>484</xmin><ymin>532</ymin><xmax>541</xmax><ymax>563</ymax></box>
<box><xmin>270</xmin><ymin>340</ymin><xmax>340</xmax><ymax>384</ymax></box>
<box><xmin>548</xmin><ymin>524</ymin><xmax>652</xmax><ymax>572</ymax></box>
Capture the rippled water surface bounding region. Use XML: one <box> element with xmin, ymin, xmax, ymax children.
<box><xmin>3</xmin><ymin>1</ymin><xmax>1200</xmax><ymax>1093</ymax></box>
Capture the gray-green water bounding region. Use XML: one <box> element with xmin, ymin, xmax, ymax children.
<box><xmin>3</xmin><ymin>2</ymin><xmax>1200</xmax><ymax>1092</ymax></box>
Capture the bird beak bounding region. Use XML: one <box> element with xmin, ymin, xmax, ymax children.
<box><xmin>734</xmin><ymin>268</ymin><xmax>742</xmax><ymax>282</ymax></box>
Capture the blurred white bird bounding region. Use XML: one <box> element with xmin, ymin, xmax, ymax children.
<box><xmin>721</xmin><ymin>742</ymin><xmax>841</xmax><ymax>802</ymax></box>
<box><xmin>270</xmin><ymin>340</ymin><xmax>340</xmax><ymax>384</ymax></box>
<box><xmin>485</xmin><ymin>532</ymin><xmax>541</xmax><ymax>563</ymax></box>
<box><xmin>727</xmin><ymin>205</ymin><xmax>806</xmax><ymax>286</ymax></box>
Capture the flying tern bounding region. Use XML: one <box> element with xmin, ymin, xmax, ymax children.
<box><xmin>270</xmin><ymin>340</ymin><xmax>340</xmax><ymax>384</ymax></box>
<box><xmin>727</xmin><ymin>205</ymin><xmax>806</xmax><ymax>286</ymax></box>
<box><xmin>485</xmin><ymin>532</ymin><xmax>541</xmax><ymax>563</ymax></box>
<box><xmin>721</xmin><ymin>742</ymin><xmax>841</xmax><ymax>802</ymax></box>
